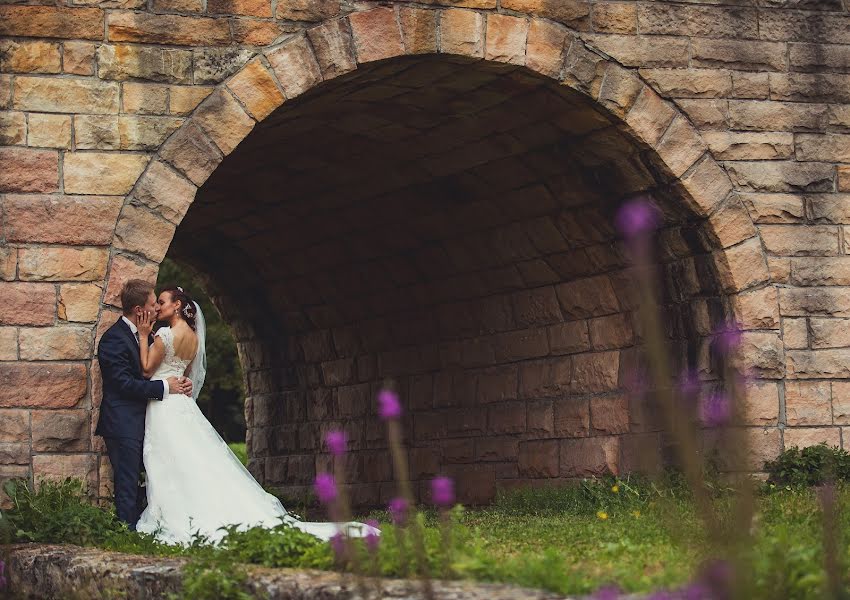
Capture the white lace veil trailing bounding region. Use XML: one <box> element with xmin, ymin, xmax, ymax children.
<box><xmin>186</xmin><ymin>301</ymin><xmax>207</xmax><ymax>400</ymax></box>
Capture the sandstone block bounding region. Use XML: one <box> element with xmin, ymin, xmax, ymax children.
<box><xmin>760</xmin><ymin>225</ymin><xmax>839</xmax><ymax>257</ymax></box>
<box><xmin>0</xmin><ymin>363</ymin><xmax>87</xmax><ymax>408</ymax></box>
<box><xmin>59</xmin><ymin>283</ymin><xmax>103</xmax><ymax>323</ymax></box>
<box><xmin>740</xmin><ymin>193</ymin><xmax>804</xmax><ymax>224</ymax></box>
<box><xmin>795</xmin><ymin>134</ymin><xmax>850</xmax><ymax>164</ymax></box>
<box><xmin>784</xmin><ymin>427</ymin><xmax>841</xmax><ymax>450</ymax></box>
<box><xmin>0</xmin><ymin>40</ymin><xmax>61</xmax><ymax>73</ymax></box>
<box><xmin>122</xmin><ymin>83</ymin><xmax>169</xmax><ymax>115</ymax></box>
<box><xmin>485</xmin><ymin>13</ymin><xmax>528</xmax><ymax>65</ymax></box>
<box><xmin>107</xmin><ymin>12</ymin><xmax>231</xmax><ymax>46</ymax></box>
<box><xmin>74</xmin><ymin>115</ymin><xmax>119</xmax><ymax>150</ymax></box>
<box><xmin>306</xmin><ymin>20</ymin><xmax>355</xmax><ymax>80</ymax></box>
<box><xmin>590</xmin><ymin>394</ymin><xmax>628</xmax><ymax>434</ymax></box>
<box><xmin>791</xmin><ymin>257</ymin><xmax>850</xmax><ymax>286</ymax></box>
<box><xmin>114</xmin><ymin>203</ymin><xmax>175</xmax><ymax>263</ymax></box>
<box><xmin>118</xmin><ymin>115</ymin><xmax>182</xmax><ymax>151</ymax></box>
<box><xmin>192</xmin><ymin>89</ymin><xmax>255</xmax><ymax>155</ymax></box>
<box><xmin>276</xmin><ymin>0</ymin><xmax>339</xmax><ymax>21</ymax></box>
<box><xmin>512</xmin><ymin>287</ymin><xmax>562</xmax><ymax>327</ymax></box>
<box><xmin>708</xmin><ymin>195</ymin><xmax>757</xmax><ymax>248</ymax></box>
<box><xmin>398</xmin><ymin>7</ymin><xmax>437</xmax><ymax>55</ymax></box>
<box><xmin>654</xmin><ymin>115</ymin><xmax>706</xmax><ymax>178</ymax></box>
<box><xmin>267</xmin><ymin>34</ymin><xmax>323</xmax><ymax>98</ymax></box>
<box><xmin>440</xmin><ymin>9</ymin><xmax>485</xmax><ymax>58</ymax></box>
<box><xmin>733</xmin><ymin>286</ymin><xmax>779</xmax><ymax>329</ymax></box>
<box><xmin>640</xmin><ymin>68</ymin><xmax>732</xmax><ymax>99</ymax></box>
<box><xmin>0</xmin><ymin>328</ymin><xmax>16</xmax><ymax>360</ymax></box>
<box><xmin>625</xmin><ymin>86</ymin><xmax>676</xmax><ymax>146</ymax></box>
<box><xmin>555</xmin><ymin>275</ymin><xmax>619</xmax><ymax>319</ymax></box>
<box><xmin>0</xmin><ymin>6</ymin><xmax>104</xmax><ymax>40</ymax></box>
<box><xmin>726</xmin><ymin>161</ymin><xmax>834</xmax><ymax>193</ymax></box>
<box><xmin>586</xmin><ymin>34</ymin><xmax>688</xmax><ymax>68</ymax></box>
<box><xmin>715</xmin><ymin>237</ymin><xmax>770</xmax><ymax>293</ymax></box>
<box><xmin>731</xmin><ymin>72</ymin><xmax>769</xmax><ymax>100</ymax></box>
<box><xmin>704</xmin><ymin>131</ymin><xmax>793</xmax><ymax>160</ymax></box>
<box><xmin>0</xmin><ymin>111</ymin><xmax>26</xmax><ymax>145</ymax></box>
<box><xmin>18</xmin><ymin>247</ymin><xmax>108</xmax><ymax>282</ymax></box>
<box><xmin>638</xmin><ymin>3</ymin><xmax>756</xmax><ymax>38</ymax></box>
<box><xmin>780</xmin><ymin>286</ymin><xmax>850</xmax><ymax>318</ymax></box>
<box><xmin>476</xmin><ymin>366</ymin><xmax>518</xmax><ymax>404</ymax></box>
<box><xmin>132</xmin><ymin>160</ymin><xmax>196</xmax><ymax>225</ymax></box>
<box><xmin>227</xmin><ymin>59</ymin><xmax>285</xmax><ymax>121</ymax></box>
<box><xmin>0</xmin><ymin>409</ymin><xmax>29</xmax><ymax>442</ymax></box>
<box><xmin>560</xmin><ymin>436</ymin><xmax>619</xmax><ymax>477</ymax></box>
<box><xmin>193</xmin><ymin>47</ymin><xmax>254</xmax><ymax>85</ymax></box>
<box><xmin>679</xmin><ymin>155</ymin><xmax>731</xmax><ymax>216</ymax></box>
<box><xmin>676</xmin><ymin>99</ymin><xmax>729</xmax><ymax>129</ymax></box>
<box><xmin>501</xmin><ymin>0</ymin><xmax>589</xmax><ymax>29</ymax></box>
<box><xmin>27</xmin><ymin>113</ymin><xmax>71</xmax><ymax>149</ymax></box>
<box><xmin>64</xmin><ymin>152</ymin><xmax>148</xmax><ymax>195</ymax></box>
<box><xmin>476</xmin><ymin>437</ymin><xmax>518</xmax><ymax>462</ymax></box>
<box><xmin>572</xmin><ymin>351</ymin><xmax>619</xmax><ymax>393</ymax></box>
<box><xmin>525</xmin><ymin>19</ymin><xmax>569</xmax><ymax>79</ymax></box>
<box><xmin>5</xmin><ymin>194</ymin><xmax>121</xmax><ymax>246</ymax></box>
<box><xmin>97</xmin><ymin>44</ymin><xmax>192</xmax><ymax>83</ymax></box>
<box><xmin>692</xmin><ymin>38</ymin><xmax>785</xmax><ymax>71</ymax></box>
<box><xmin>729</xmin><ymin>100</ymin><xmax>828</xmax><ymax>132</ymax></box>
<box><xmin>208</xmin><ymin>0</ymin><xmax>270</xmax><ymax>16</ymax></box>
<box><xmin>783</xmin><ymin>317</ymin><xmax>808</xmax><ymax>349</ymax></box>
<box><xmin>519</xmin><ymin>358</ymin><xmax>571</xmax><ymax>398</ymax></box>
<box><xmin>588</xmin><ymin>313</ymin><xmax>633</xmax><ymax>350</ymax></box>
<box><xmin>13</xmin><ymin>77</ymin><xmax>118</xmax><ymax>114</ymax></box>
<box><xmin>32</xmin><ymin>410</ymin><xmax>90</xmax><ymax>451</ymax></box>
<box><xmin>740</xmin><ymin>381</ymin><xmax>779</xmax><ymax>426</ymax></box>
<box><xmin>0</xmin><ymin>283</ymin><xmax>55</xmax><ymax>326</ymax></box>
<box><xmin>103</xmin><ymin>255</ymin><xmax>158</xmax><ymax>308</ymax></box>
<box><xmin>159</xmin><ymin>121</ymin><xmax>222</xmax><ymax>186</ymax></box>
<box><xmin>809</xmin><ymin>194</ymin><xmax>850</xmax><ymax>225</ymax></box>
<box><xmin>786</xmin><ymin>348</ymin><xmax>850</xmax><ymax>378</ymax></box>
<box><xmin>591</xmin><ymin>3</ymin><xmax>636</xmax><ymax>34</ymax></box>
<box><xmin>32</xmin><ymin>454</ymin><xmax>97</xmax><ymax>490</ymax></box>
<box><xmin>0</xmin><ymin>443</ymin><xmax>29</xmax><ymax>465</ymax></box>
<box><xmin>169</xmin><ymin>86</ymin><xmax>214</xmax><ymax>116</ymax></box>
<box><xmin>487</xmin><ymin>402</ymin><xmax>527</xmax><ymax>434</ymax></box>
<box><xmin>769</xmin><ymin>73</ymin><xmax>850</xmax><ymax>104</ymax></box>
<box><xmin>518</xmin><ymin>439</ymin><xmax>559</xmax><ymax>477</ymax></box>
<box><xmin>734</xmin><ymin>331</ymin><xmax>785</xmax><ymax>378</ymax></box>
<box><xmin>548</xmin><ymin>320</ymin><xmax>590</xmax><ymax>355</ymax></box>
<box><xmin>598</xmin><ymin>64</ymin><xmax>643</xmax><ymax>118</ymax></box>
<box><xmin>840</xmin><ymin>166</ymin><xmax>850</xmax><ymax>192</ymax></box>
<box><xmin>19</xmin><ymin>326</ymin><xmax>92</xmax><ymax>361</ymax></box>
<box><xmin>553</xmin><ymin>396</ymin><xmax>590</xmax><ymax>436</ymax></box>
<box><xmin>231</xmin><ymin>20</ymin><xmax>286</xmax><ymax>46</ymax></box>
<box><xmin>785</xmin><ymin>381</ymin><xmax>832</xmax><ymax>426</ymax></box>
<box><xmin>0</xmin><ymin>148</ymin><xmax>59</xmax><ymax>193</ymax></box>
<box><xmin>63</xmin><ymin>41</ymin><xmax>96</xmax><ymax>76</ymax></box>
<box><xmin>562</xmin><ymin>39</ymin><xmax>607</xmax><ymax>97</ymax></box>
<box><xmin>831</xmin><ymin>381</ymin><xmax>850</xmax><ymax>425</ymax></box>
<box><xmin>350</xmin><ymin>8</ymin><xmax>405</xmax><ymax>64</ymax></box>
<box><xmin>810</xmin><ymin>318</ymin><xmax>850</xmax><ymax>349</ymax></box>
<box><xmin>493</xmin><ymin>328</ymin><xmax>549</xmax><ymax>362</ymax></box>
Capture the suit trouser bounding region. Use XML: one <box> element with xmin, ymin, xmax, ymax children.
<box><xmin>104</xmin><ymin>436</ymin><xmax>144</xmax><ymax>529</ymax></box>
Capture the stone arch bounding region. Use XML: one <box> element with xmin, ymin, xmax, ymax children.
<box><xmin>96</xmin><ymin>7</ymin><xmax>778</xmax><ymax>502</ymax></box>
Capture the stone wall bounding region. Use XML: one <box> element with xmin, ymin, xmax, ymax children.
<box><xmin>0</xmin><ymin>0</ymin><xmax>848</xmax><ymax>506</ymax></box>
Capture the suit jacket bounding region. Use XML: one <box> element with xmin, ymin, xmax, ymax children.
<box><xmin>95</xmin><ymin>317</ymin><xmax>164</xmax><ymax>441</ymax></box>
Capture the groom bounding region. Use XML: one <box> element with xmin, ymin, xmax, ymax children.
<box><xmin>95</xmin><ymin>279</ymin><xmax>193</xmax><ymax>529</ymax></box>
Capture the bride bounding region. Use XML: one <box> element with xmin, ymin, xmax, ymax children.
<box><xmin>134</xmin><ymin>285</ymin><xmax>376</xmax><ymax>545</ymax></box>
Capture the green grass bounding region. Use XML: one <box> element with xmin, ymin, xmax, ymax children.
<box><xmin>2</xmin><ymin>477</ymin><xmax>849</xmax><ymax>598</ymax></box>
<box><xmin>228</xmin><ymin>442</ymin><xmax>247</xmax><ymax>466</ymax></box>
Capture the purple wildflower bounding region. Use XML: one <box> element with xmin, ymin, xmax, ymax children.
<box><xmin>714</xmin><ymin>323</ymin><xmax>743</xmax><ymax>355</ymax></box>
<box><xmin>378</xmin><ymin>389</ymin><xmax>402</xmax><ymax>420</ymax></box>
<box><xmin>325</xmin><ymin>430</ymin><xmax>347</xmax><ymax>456</ymax></box>
<box><xmin>615</xmin><ymin>195</ymin><xmax>661</xmax><ymax>239</ymax></box>
<box><xmin>314</xmin><ymin>473</ymin><xmax>337</xmax><ymax>505</ymax></box>
<box><xmin>329</xmin><ymin>532</ymin><xmax>347</xmax><ymax>560</ymax></box>
<box><xmin>681</xmin><ymin>582</ymin><xmax>711</xmax><ymax>600</ymax></box>
<box><xmin>431</xmin><ymin>476</ymin><xmax>455</xmax><ymax>508</ymax></box>
<box><xmin>678</xmin><ymin>368</ymin><xmax>700</xmax><ymax>397</ymax></box>
<box><xmin>593</xmin><ymin>585</ymin><xmax>621</xmax><ymax>600</ymax></box>
<box><xmin>388</xmin><ymin>496</ymin><xmax>409</xmax><ymax>525</ymax></box>
<box><xmin>698</xmin><ymin>559</ymin><xmax>734</xmax><ymax>597</ymax></box>
<box><xmin>700</xmin><ymin>392</ymin><xmax>731</xmax><ymax>428</ymax></box>
<box><xmin>365</xmin><ymin>519</ymin><xmax>381</xmax><ymax>552</ymax></box>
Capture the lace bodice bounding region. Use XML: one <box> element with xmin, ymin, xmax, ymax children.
<box><xmin>152</xmin><ymin>327</ymin><xmax>194</xmax><ymax>380</ymax></box>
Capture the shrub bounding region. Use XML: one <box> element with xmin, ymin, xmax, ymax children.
<box><xmin>764</xmin><ymin>444</ymin><xmax>850</xmax><ymax>488</ymax></box>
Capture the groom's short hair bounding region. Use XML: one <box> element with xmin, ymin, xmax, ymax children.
<box><xmin>121</xmin><ymin>279</ymin><xmax>155</xmax><ymax>315</ymax></box>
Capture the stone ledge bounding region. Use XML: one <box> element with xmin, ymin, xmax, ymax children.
<box><xmin>1</xmin><ymin>543</ymin><xmax>573</xmax><ymax>599</ymax></box>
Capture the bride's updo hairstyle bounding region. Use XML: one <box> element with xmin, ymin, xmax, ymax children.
<box><xmin>162</xmin><ymin>286</ymin><xmax>197</xmax><ymax>331</ymax></box>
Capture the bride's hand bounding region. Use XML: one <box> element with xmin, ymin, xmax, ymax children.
<box><xmin>138</xmin><ymin>309</ymin><xmax>154</xmax><ymax>339</ymax></box>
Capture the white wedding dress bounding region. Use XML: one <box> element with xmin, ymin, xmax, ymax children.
<box><xmin>136</xmin><ymin>324</ymin><xmax>374</xmax><ymax>545</ymax></box>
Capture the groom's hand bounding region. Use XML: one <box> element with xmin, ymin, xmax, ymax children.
<box><xmin>166</xmin><ymin>376</ymin><xmax>193</xmax><ymax>395</ymax></box>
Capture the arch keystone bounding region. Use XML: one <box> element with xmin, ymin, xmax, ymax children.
<box><xmin>440</xmin><ymin>9</ymin><xmax>485</xmax><ymax>58</ymax></box>
<box><xmin>485</xmin><ymin>13</ymin><xmax>529</xmax><ymax>66</ymax></box>
<box><xmin>525</xmin><ymin>18</ymin><xmax>571</xmax><ymax>79</ymax></box>
<box><xmin>349</xmin><ymin>7</ymin><xmax>404</xmax><ymax>63</ymax></box>
<box><xmin>398</xmin><ymin>6</ymin><xmax>437</xmax><ymax>55</ymax></box>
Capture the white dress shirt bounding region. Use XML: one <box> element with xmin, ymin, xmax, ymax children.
<box><xmin>122</xmin><ymin>316</ymin><xmax>168</xmax><ymax>399</ymax></box>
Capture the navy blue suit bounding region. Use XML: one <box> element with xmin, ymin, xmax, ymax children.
<box><xmin>95</xmin><ymin>317</ymin><xmax>164</xmax><ymax>528</ymax></box>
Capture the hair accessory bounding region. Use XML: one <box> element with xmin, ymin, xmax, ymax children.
<box><xmin>177</xmin><ymin>286</ymin><xmax>184</xmax><ymax>292</ymax></box>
